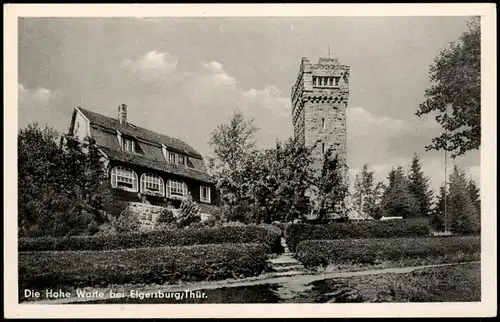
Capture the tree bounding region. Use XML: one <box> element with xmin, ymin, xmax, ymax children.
<box><xmin>245</xmin><ymin>138</ymin><xmax>314</xmax><ymax>224</ymax></box>
<box><xmin>431</xmin><ymin>184</ymin><xmax>447</xmax><ymax>231</ymax></box>
<box><xmin>467</xmin><ymin>179</ymin><xmax>481</xmax><ymax>217</ymax></box>
<box><xmin>314</xmin><ymin>147</ymin><xmax>349</xmax><ymax>223</ymax></box>
<box><xmin>208</xmin><ymin>109</ymin><xmax>258</xmax><ymax>171</ymax></box>
<box><xmin>207</xmin><ymin>110</ymin><xmax>258</xmax><ymax>222</ymax></box>
<box><xmin>18</xmin><ymin>123</ymin><xmax>107</xmax><ymax>237</ymax></box>
<box><xmin>407</xmin><ymin>154</ymin><xmax>434</xmax><ymax>217</ymax></box>
<box><xmin>352</xmin><ymin>164</ymin><xmax>384</xmax><ymax>219</ymax></box>
<box><xmin>416</xmin><ymin>17</ymin><xmax>481</xmax><ymax>158</ymax></box>
<box><xmin>381</xmin><ymin>166</ymin><xmax>419</xmax><ymax>218</ymax></box>
<box><xmin>447</xmin><ymin>165</ymin><xmax>480</xmax><ymax>234</ymax></box>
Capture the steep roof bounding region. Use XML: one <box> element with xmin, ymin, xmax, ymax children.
<box><xmin>99</xmin><ymin>146</ymin><xmax>212</xmax><ymax>183</ymax></box>
<box><xmin>78</xmin><ymin>107</ymin><xmax>202</xmax><ymax>158</ymax></box>
<box><xmin>74</xmin><ymin>107</ymin><xmax>212</xmax><ymax>183</ymax></box>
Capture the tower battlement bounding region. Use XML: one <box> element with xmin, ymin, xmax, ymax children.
<box><xmin>291</xmin><ymin>56</ymin><xmax>349</xmax><ymax>180</ymax></box>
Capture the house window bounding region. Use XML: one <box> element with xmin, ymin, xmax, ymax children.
<box><xmin>177</xmin><ymin>154</ymin><xmax>186</xmax><ymax>165</ymax></box>
<box><xmin>111</xmin><ymin>166</ymin><xmax>138</xmax><ymax>192</ymax></box>
<box><xmin>321</xmin><ymin>118</ymin><xmax>326</xmax><ymax>130</ymax></box>
<box><xmin>312</xmin><ymin>76</ymin><xmax>317</xmax><ymax>86</ymax></box>
<box><xmin>168</xmin><ymin>152</ymin><xmax>176</xmax><ymax>163</ymax></box>
<box><xmin>200</xmin><ymin>185</ymin><xmax>211</xmax><ymax>203</ymax></box>
<box><xmin>334</xmin><ymin>77</ymin><xmax>340</xmax><ymax>86</ymax></box>
<box><xmin>140</xmin><ymin>173</ymin><xmax>164</xmax><ymax>196</ymax></box>
<box><xmin>168</xmin><ymin>179</ymin><xmax>188</xmax><ymax>198</ymax></box>
<box><xmin>122</xmin><ymin>138</ymin><xmax>136</xmax><ymax>153</ymax></box>
<box><xmin>322</xmin><ymin>143</ymin><xmax>325</xmax><ymax>154</ymax></box>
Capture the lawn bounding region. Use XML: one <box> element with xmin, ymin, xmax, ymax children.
<box><xmin>289</xmin><ymin>262</ymin><xmax>481</xmax><ymax>303</ymax></box>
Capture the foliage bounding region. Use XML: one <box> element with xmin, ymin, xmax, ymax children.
<box><xmin>431</xmin><ymin>166</ymin><xmax>480</xmax><ymax>234</ymax></box>
<box><xmin>431</xmin><ymin>185</ymin><xmax>448</xmax><ymax>232</ymax></box>
<box><xmin>380</xmin><ymin>166</ymin><xmax>419</xmax><ymax>218</ymax></box>
<box><xmin>416</xmin><ymin>17</ymin><xmax>481</xmax><ymax>158</ymax></box>
<box><xmin>18</xmin><ymin>123</ymin><xmax>107</xmax><ymax>237</ymax></box>
<box><xmin>352</xmin><ymin>164</ymin><xmax>385</xmax><ymax>219</ymax></box>
<box><xmin>295</xmin><ymin>236</ymin><xmax>480</xmax><ymax>268</ymax></box>
<box><xmin>447</xmin><ymin>166</ymin><xmax>480</xmax><ymax>234</ymax></box>
<box><xmin>19</xmin><ymin>243</ymin><xmax>270</xmax><ymax>291</ymax></box>
<box><xmin>241</xmin><ymin>138</ymin><xmax>314</xmax><ymax>224</ymax></box>
<box><xmin>285</xmin><ymin>218</ymin><xmax>431</xmax><ymax>252</ymax></box>
<box><xmin>155</xmin><ymin>207</ymin><xmax>176</xmax><ymax>226</ymax></box>
<box><xmin>407</xmin><ymin>154</ymin><xmax>434</xmax><ymax>217</ymax></box>
<box><xmin>209</xmin><ymin>112</ymin><xmax>315</xmax><ymax>224</ymax></box>
<box><xmin>18</xmin><ymin>224</ymin><xmax>282</xmax><ymax>253</ymax></box>
<box><xmin>178</xmin><ymin>193</ymin><xmax>202</xmax><ymax>228</ymax></box>
<box><xmin>313</xmin><ymin>147</ymin><xmax>350</xmax><ymax>223</ymax></box>
<box><xmin>467</xmin><ymin>179</ymin><xmax>481</xmax><ymax>217</ymax></box>
<box><xmin>207</xmin><ymin>110</ymin><xmax>258</xmax><ymax>222</ymax></box>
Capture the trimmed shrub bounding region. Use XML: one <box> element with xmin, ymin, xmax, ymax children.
<box><xmin>295</xmin><ymin>236</ymin><xmax>480</xmax><ymax>268</ymax></box>
<box><xmin>18</xmin><ymin>225</ymin><xmax>283</xmax><ymax>253</ymax></box>
<box><xmin>285</xmin><ymin>218</ymin><xmax>431</xmax><ymax>252</ymax></box>
<box><xmin>19</xmin><ymin>243</ymin><xmax>269</xmax><ymax>291</ymax></box>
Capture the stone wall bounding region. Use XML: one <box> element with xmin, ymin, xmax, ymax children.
<box><xmin>291</xmin><ymin>57</ymin><xmax>349</xmax><ymax>181</ymax></box>
<box><xmin>124</xmin><ymin>201</ymin><xmax>214</xmax><ymax>231</ymax></box>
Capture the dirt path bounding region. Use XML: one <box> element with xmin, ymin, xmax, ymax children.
<box><xmin>27</xmin><ymin>261</ymin><xmax>480</xmax><ymax>304</ymax></box>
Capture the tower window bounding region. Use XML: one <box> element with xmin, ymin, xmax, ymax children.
<box><xmin>313</xmin><ymin>76</ymin><xmax>317</xmax><ymax>86</ymax></box>
<box><xmin>334</xmin><ymin>77</ymin><xmax>340</xmax><ymax>86</ymax></box>
<box><xmin>322</xmin><ymin>143</ymin><xmax>325</xmax><ymax>154</ymax></box>
<box><xmin>322</xmin><ymin>118</ymin><xmax>326</xmax><ymax>130</ymax></box>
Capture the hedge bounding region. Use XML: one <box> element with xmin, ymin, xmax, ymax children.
<box><xmin>19</xmin><ymin>243</ymin><xmax>270</xmax><ymax>291</ymax></box>
<box><xmin>285</xmin><ymin>218</ymin><xmax>431</xmax><ymax>252</ymax></box>
<box><xmin>18</xmin><ymin>225</ymin><xmax>283</xmax><ymax>253</ymax></box>
<box><xmin>295</xmin><ymin>236</ymin><xmax>481</xmax><ymax>268</ymax></box>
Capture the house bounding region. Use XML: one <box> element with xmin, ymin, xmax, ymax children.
<box><xmin>67</xmin><ymin>104</ymin><xmax>219</xmax><ymax>222</ymax></box>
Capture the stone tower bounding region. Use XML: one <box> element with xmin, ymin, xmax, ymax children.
<box><xmin>291</xmin><ymin>57</ymin><xmax>349</xmax><ymax>180</ymax></box>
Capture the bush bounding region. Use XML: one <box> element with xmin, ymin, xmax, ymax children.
<box><xmin>295</xmin><ymin>236</ymin><xmax>480</xmax><ymax>268</ymax></box>
<box><xmin>285</xmin><ymin>218</ymin><xmax>431</xmax><ymax>252</ymax></box>
<box><xmin>19</xmin><ymin>243</ymin><xmax>269</xmax><ymax>291</ymax></box>
<box><xmin>156</xmin><ymin>208</ymin><xmax>176</xmax><ymax>226</ymax></box>
<box><xmin>19</xmin><ymin>225</ymin><xmax>283</xmax><ymax>253</ymax></box>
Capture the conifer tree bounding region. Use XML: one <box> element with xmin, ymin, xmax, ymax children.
<box><xmin>315</xmin><ymin>148</ymin><xmax>349</xmax><ymax>223</ymax></box>
<box><xmin>353</xmin><ymin>164</ymin><xmax>383</xmax><ymax>219</ymax></box>
<box><xmin>407</xmin><ymin>154</ymin><xmax>434</xmax><ymax>216</ymax></box>
<box><xmin>447</xmin><ymin>166</ymin><xmax>479</xmax><ymax>234</ymax></box>
<box><xmin>467</xmin><ymin>179</ymin><xmax>481</xmax><ymax>217</ymax></box>
<box><xmin>381</xmin><ymin>166</ymin><xmax>419</xmax><ymax>218</ymax></box>
<box><xmin>431</xmin><ymin>184</ymin><xmax>447</xmax><ymax>231</ymax></box>
<box><xmin>178</xmin><ymin>193</ymin><xmax>201</xmax><ymax>228</ymax></box>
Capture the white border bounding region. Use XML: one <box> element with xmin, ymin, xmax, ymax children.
<box><xmin>4</xmin><ymin>3</ymin><xmax>497</xmax><ymax>318</ymax></box>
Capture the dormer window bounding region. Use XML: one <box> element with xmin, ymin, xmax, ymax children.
<box><xmin>122</xmin><ymin>137</ymin><xmax>136</xmax><ymax>153</ymax></box>
<box><xmin>177</xmin><ymin>155</ymin><xmax>186</xmax><ymax>165</ymax></box>
<box><xmin>168</xmin><ymin>152</ymin><xmax>176</xmax><ymax>163</ymax></box>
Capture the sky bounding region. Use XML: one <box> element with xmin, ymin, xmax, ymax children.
<box><xmin>18</xmin><ymin>16</ymin><xmax>480</xmax><ymax>195</ymax></box>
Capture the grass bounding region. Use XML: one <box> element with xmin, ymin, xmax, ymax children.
<box><xmin>289</xmin><ymin>262</ymin><xmax>481</xmax><ymax>303</ymax></box>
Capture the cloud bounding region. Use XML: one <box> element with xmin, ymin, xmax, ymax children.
<box><xmin>18</xmin><ymin>84</ymin><xmax>63</xmax><ymax>128</ymax></box>
<box><xmin>121</xmin><ymin>51</ymin><xmax>178</xmax><ymax>79</ymax></box>
<box><xmin>345</xmin><ymin>106</ymin><xmax>480</xmax><ymax>195</ymax></box>
<box><xmin>113</xmin><ymin>59</ymin><xmax>293</xmax><ymax>157</ymax></box>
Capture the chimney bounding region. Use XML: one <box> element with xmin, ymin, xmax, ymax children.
<box><xmin>118</xmin><ymin>104</ymin><xmax>127</xmax><ymax>124</ymax></box>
